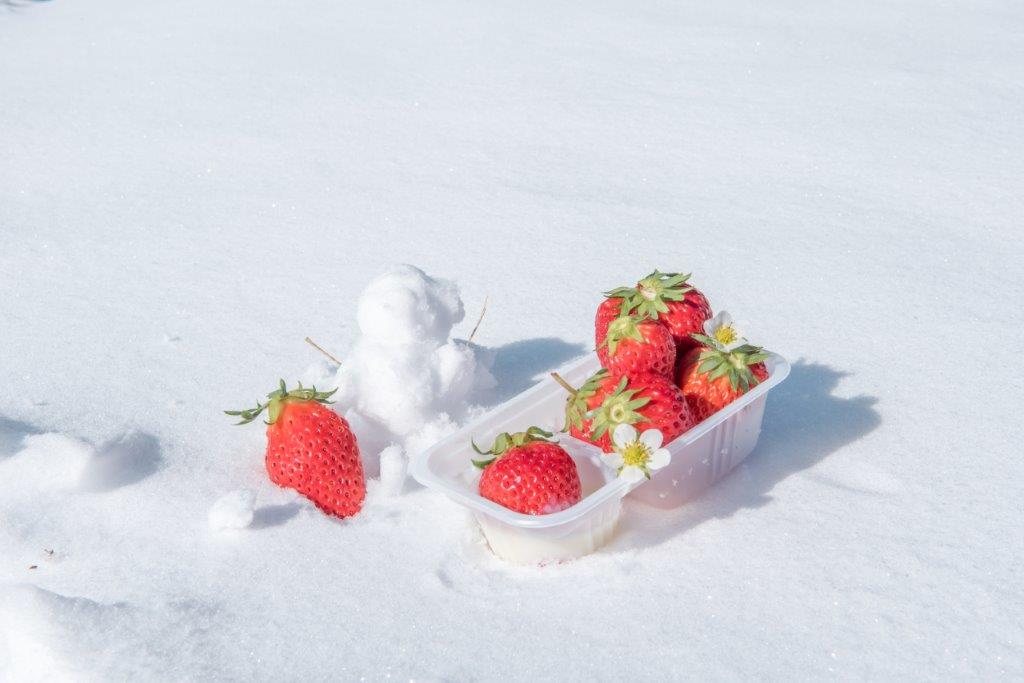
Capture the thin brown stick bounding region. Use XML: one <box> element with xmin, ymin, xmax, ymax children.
<box><xmin>467</xmin><ymin>295</ymin><xmax>489</xmax><ymax>343</ymax></box>
<box><xmin>549</xmin><ymin>372</ymin><xmax>577</xmax><ymax>396</ymax></box>
<box><xmin>304</xmin><ymin>337</ymin><xmax>341</xmax><ymax>366</ymax></box>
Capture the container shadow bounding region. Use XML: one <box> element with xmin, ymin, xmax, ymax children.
<box><xmin>612</xmin><ymin>360</ymin><xmax>881</xmax><ymax>551</ymax></box>
<box><xmin>486</xmin><ymin>337</ymin><xmax>588</xmax><ymax>405</ymax></box>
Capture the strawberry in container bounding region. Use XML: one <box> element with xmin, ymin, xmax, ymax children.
<box><xmin>552</xmin><ymin>368</ymin><xmax>695</xmax><ymax>453</ymax></box>
<box><xmin>553</xmin><ymin>368</ymin><xmax>615</xmax><ymax>448</ymax></box>
<box><xmin>411</xmin><ymin>271</ymin><xmax>791</xmax><ymax>563</ymax></box>
<box><xmin>472</xmin><ymin>427</ymin><xmax>581</xmax><ymax>515</ymax></box>
<box><xmin>597</xmin><ymin>314</ymin><xmax>676</xmax><ymax>378</ymax></box>
<box><xmin>677</xmin><ymin>311</ymin><xmax>770</xmax><ymax>421</ymax></box>
<box><xmin>584</xmin><ymin>374</ymin><xmax>695</xmax><ymax>452</ymax></box>
<box><xmin>597</xmin><ymin>270</ymin><xmax>712</xmax><ymax>357</ymax></box>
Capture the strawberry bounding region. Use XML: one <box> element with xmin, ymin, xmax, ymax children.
<box><xmin>226</xmin><ymin>380</ymin><xmax>365</xmax><ymax>518</ymax></box>
<box><xmin>550</xmin><ymin>369</ymin><xmax>616</xmax><ymax>446</ymax></box>
<box><xmin>598</xmin><ymin>270</ymin><xmax>712</xmax><ymax>355</ymax></box>
<box><xmin>676</xmin><ymin>338</ymin><xmax>770</xmax><ymax>422</ymax></box>
<box><xmin>595</xmin><ymin>296</ymin><xmax>625</xmax><ymax>351</ymax></box>
<box><xmin>473</xmin><ymin>427</ymin><xmax>581</xmax><ymax>515</ymax></box>
<box><xmin>597</xmin><ymin>314</ymin><xmax>676</xmax><ymax>377</ymax></box>
<box><xmin>587</xmin><ymin>373</ymin><xmax>695</xmax><ymax>452</ymax></box>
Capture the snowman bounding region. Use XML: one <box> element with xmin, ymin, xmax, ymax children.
<box><xmin>309</xmin><ymin>265</ymin><xmax>495</xmax><ymax>478</ymax></box>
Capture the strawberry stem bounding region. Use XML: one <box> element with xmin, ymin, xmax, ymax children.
<box><xmin>470</xmin><ymin>427</ymin><xmax>555</xmax><ymax>467</ymax></box>
<box><xmin>225</xmin><ymin>380</ymin><xmax>337</xmax><ymax>426</ymax></box>
<box><xmin>549</xmin><ymin>372</ymin><xmax>577</xmax><ymax>396</ymax></box>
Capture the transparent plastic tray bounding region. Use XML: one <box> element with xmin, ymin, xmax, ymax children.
<box><xmin>411</xmin><ymin>352</ymin><xmax>790</xmax><ymax>563</ymax></box>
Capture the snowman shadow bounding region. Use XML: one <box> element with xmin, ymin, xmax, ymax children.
<box><xmin>486</xmin><ymin>337</ymin><xmax>588</xmax><ymax>405</ymax></box>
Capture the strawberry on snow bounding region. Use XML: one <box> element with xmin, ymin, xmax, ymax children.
<box><xmin>225</xmin><ymin>380</ymin><xmax>366</xmax><ymax>518</ymax></box>
<box><xmin>473</xmin><ymin>427</ymin><xmax>581</xmax><ymax>515</ymax></box>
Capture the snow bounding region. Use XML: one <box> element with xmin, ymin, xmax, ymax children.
<box><xmin>378</xmin><ymin>445</ymin><xmax>408</xmax><ymax>498</ymax></box>
<box><xmin>207</xmin><ymin>490</ymin><xmax>256</xmax><ymax>532</ymax></box>
<box><xmin>0</xmin><ymin>434</ymin><xmax>94</xmax><ymax>493</ymax></box>
<box><xmin>1</xmin><ymin>0</ymin><xmax>1023</xmax><ymax>679</ymax></box>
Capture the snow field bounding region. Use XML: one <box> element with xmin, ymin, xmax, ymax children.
<box><xmin>1</xmin><ymin>0</ymin><xmax>1023</xmax><ymax>678</ymax></box>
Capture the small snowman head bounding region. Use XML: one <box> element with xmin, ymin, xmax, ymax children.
<box><xmin>356</xmin><ymin>265</ymin><xmax>465</xmax><ymax>345</ymax></box>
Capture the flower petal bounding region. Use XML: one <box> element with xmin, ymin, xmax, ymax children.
<box><xmin>602</xmin><ymin>452</ymin><xmax>624</xmax><ymax>469</ymax></box>
<box><xmin>612</xmin><ymin>423</ymin><xmax>637</xmax><ymax>450</ymax></box>
<box><xmin>620</xmin><ymin>465</ymin><xmax>646</xmax><ymax>483</ymax></box>
<box><xmin>648</xmin><ymin>448</ymin><xmax>671</xmax><ymax>470</ymax></box>
<box><xmin>702</xmin><ymin>312</ymin><xmax>723</xmax><ymax>337</ymax></box>
<box><xmin>639</xmin><ymin>429</ymin><xmax>663</xmax><ymax>451</ymax></box>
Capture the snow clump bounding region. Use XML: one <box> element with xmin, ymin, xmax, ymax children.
<box><xmin>208</xmin><ymin>489</ymin><xmax>256</xmax><ymax>531</ymax></box>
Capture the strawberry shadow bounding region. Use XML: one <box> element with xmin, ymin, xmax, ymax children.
<box><xmin>251</xmin><ymin>502</ymin><xmax>303</xmax><ymax>529</ymax></box>
<box><xmin>610</xmin><ymin>359</ymin><xmax>881</xmax><ymax>552</ymax></box>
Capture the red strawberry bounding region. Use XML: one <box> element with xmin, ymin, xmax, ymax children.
<box><xmin>594</xmin><ymin>296</ymin><xmax>624</xmax><ymax>350</ymax></box>
<box><xmin>587</xmin><ymin>373</ymin><xmax>695</xmax><ymax>452</ymax></box>
<box><xmin>226</xmin><ymin>381</ymin><xmax>365</xmax><ymax>518</ymax></box>
<box><xmin>676</xmin><ymin>342</ymin><xmax>770</xmax><ymax>422</ymax></box>
<box><xmin>597</xmin><ymin>314</ymin><xmax>675</xmax><ymax>377</ymax></box>
<box><xmin>473</xmin><ymin>427</ymin><xmax>581</xmax><ymax>515</ymax></box>
<box><xmin>551</xmin><ymin>369</ymin><xmax>616</xmax><ymax>446</ymax></box>
<box><xmin>598</xmin><ymin>270</ymin><xmax>712</xmax><ymax>355</ymax></box>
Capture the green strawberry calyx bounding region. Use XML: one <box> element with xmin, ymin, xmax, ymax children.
<box><xmin>603</xmin><ymin>269</ymin><xmax>694</xmax><ymax>319</ymax></box>
<box><xmin>689</xmin><ymin>333</ymin><xmax>771</xmax><ymax>393</ymax></box>
<box><xmin>551</xmin><ymin>369</ymin><xmax>609</xmax><ymax>432</ymax></box>
<box><xmin>224</xmin><ymin>379</ymin><xmax>337</xmax><ymax>426</ymax></box>
<box><xmin>585</xmin><ymin>376</ymin><xmax>651</xmax><ymax>440</ymax></box>
<box><xmin>471</xmin><ymin>426</ymin><xmax>555</xmax><ymax>468</ymax></box>
<box><xmin>600</xmin><ymin>314</ymin><xmax>648</xmax><ymax>357</ymax></box>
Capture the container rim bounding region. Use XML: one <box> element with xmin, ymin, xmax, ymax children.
<box><xmin>410</xmin><ymin>352</ymin><xmax>790</xmax><ymax>529</ymax></box>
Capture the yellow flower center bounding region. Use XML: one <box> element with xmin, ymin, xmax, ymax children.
<box><xmin>621</xmin><ymin>442</ymin><xmax>651</xmax><ymax>468</ymax></box>
<box><xmin>715</xmin><ymin>325</ymin><xmax>737</xmax><ymax>346</ymax></box>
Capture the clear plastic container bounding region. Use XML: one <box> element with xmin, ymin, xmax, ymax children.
<box><xmin>410</xmin><ymin>353</ymin><xmax>790</xmax><ymax>563</ymax></box>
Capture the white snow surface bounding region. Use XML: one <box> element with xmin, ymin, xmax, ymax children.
<box><xmin>1</xmin><ymin>0</ymin><xmax>1023</xmax><ymax>679</ymax></box>
<box><xmin>207</xmin><ymin>490</ymin><xmax>256</xmax><ymax>532</ymax></box>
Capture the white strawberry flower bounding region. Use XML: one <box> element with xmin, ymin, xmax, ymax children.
<box><xmin>602</xmin><ymin>424</ymin><xmax>671</xmax><ymax>483</ymax></box>
<box><xmin>703</xmin><ymin>310</ymin><xmax>746</xmax><ymax>352</ymax></box>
